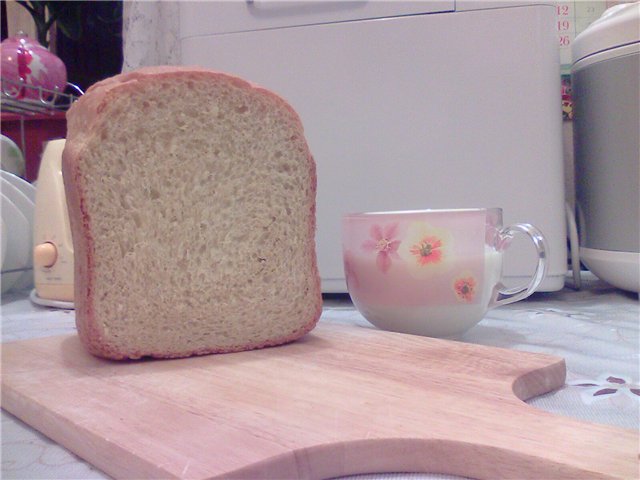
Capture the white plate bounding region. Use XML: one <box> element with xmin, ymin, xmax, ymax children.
<box><xmin>1</xmin><ymin>135</ymin><xmax>25</xmax><ymax>178</ymax></box>
<box><xmin>1</xmin><ymin>177</ymin><xmax>34</xmax><ymax>227</ymax></box>
<box><xmin>1</xmin><ymin>193</ymin><xmax>30</xmax><ymax>294</ymax></box>
<box><xmin>1</xmin><ymin>177</ymin><xmax>35</xmax><ymax>290</ymax></box>
<box><xmin>1</xmin><ymin>170</ymin><xmax>35</xmax><ymax>203</ymax></box>
<box><xmin>1</xmin><ymin>217</ymin><xmax>7</xmax><ymax>269</ymax></box>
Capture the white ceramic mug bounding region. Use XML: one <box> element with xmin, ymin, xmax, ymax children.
<box><xmin>342</xmin><ymin>208</ymin><xmax>548</xmax><ymax>337</ymax></box>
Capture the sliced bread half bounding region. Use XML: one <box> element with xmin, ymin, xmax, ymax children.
<box><xmin>62</xmin><ymin>66</ymin><xmax>322</xmax><ymax>359</ymax></box>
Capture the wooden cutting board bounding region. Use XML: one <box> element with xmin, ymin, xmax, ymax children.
<box><xmin>1</xmin><ymin>321</ymin><xmax>636</xmax><ymax>479</ymax></box>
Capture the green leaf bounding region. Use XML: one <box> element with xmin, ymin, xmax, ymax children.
<box><xmin>45</xmin><ymin>1</ymin><xmax>83</xmax><ymax>41</ymax></box>
<box><xmin>14</xmin><ymin>1</ymin><xmax>83</xmax><ymax>44</ymax></box>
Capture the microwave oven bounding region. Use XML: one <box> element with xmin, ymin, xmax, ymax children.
<box><xmin>178</xmin><ymin>0</ymin><xmax>567</xmax><ymax>292</ymax></box>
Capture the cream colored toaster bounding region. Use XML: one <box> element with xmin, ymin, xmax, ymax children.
<box><xmin>33</xmin><ymin>139</ymin><xmax>74</xmax><ymax>302</ymax></box>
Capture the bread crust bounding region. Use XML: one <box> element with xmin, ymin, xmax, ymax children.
<box><xmin>62</xmin><ymin>67</ymin><xmax>322</xmax><ymax>360</ymax></box>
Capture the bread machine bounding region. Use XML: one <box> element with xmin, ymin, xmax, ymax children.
<box><xmin>178</xmin><ymin>0</ymin><xmax>567</xmax><ymax>292</ymax></box>
<box><xmin>32</xmin><ymin>138</ymin><xmax>75</xmax><ymax>306</ymax></box>
<box><xmin>571</xmin><ymin>2</ymin><xmax>640</xmax><ymax>293</ymax></box>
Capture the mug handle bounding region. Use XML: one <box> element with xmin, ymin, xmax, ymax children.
<box><xmin>491</xmin><ymin>223</ymin><xmax>549</xmax><ymax>307</ymax></box>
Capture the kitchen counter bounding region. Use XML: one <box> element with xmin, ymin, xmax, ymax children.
<box><xmin>1</xmin><ymin>273</ymin><xmax>638</xmax><ymax>479</ymax></box>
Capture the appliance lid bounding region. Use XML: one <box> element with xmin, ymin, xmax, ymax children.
<box><xmin>572</xmin><ymin>2</ymin><xmax>640</xmax><ymax>65</ymax></box>
<box><xmin>179</xmin><ymin>1</ymin><xmax>455</xmax><ymax>38</ymax></box>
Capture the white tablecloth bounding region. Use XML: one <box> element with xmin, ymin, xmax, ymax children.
<box><xmin>2</xmin><ymin>273</ymin><xmax>638</xmax><ymax>479</ymax></box>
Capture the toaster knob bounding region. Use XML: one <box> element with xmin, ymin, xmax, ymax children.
<box><xmin>34</xmin><ymin>242</ymin><xmax>58</xmax><ymax>269</ymax></box>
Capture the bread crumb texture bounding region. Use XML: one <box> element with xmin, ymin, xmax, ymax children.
<box><xmin>70</xmin><ymin>71</ymin><xmax>321</xmax><ymax>359</ymax></box>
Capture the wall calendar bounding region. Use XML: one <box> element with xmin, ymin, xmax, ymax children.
<box><xmin>555</xmin><ymin>1</ymin><xmax>626</xmax><ymax>72</ymax></box>
<box><xmin>555</xmin><ymin>1</ymin><xmax>625</xmax><ymax>119</ymax></box>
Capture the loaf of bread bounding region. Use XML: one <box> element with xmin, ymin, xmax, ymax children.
<box><xmin>62</xmin><ymin>66</ymin><xmax>322</xmax><ymax>360</ymax></box>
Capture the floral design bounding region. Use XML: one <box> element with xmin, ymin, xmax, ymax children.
<box><xmin>454</xmin><ymin>275</ymin><xmax>477</xmax><ymax>302</ymax></box>
<box><xmin>409</xmin><ymin>236</ymin><xmax>444</xmax><ymax>266</ymax></box>
<box><xmin>398</xmin><ymin>222</ymin><xmax>452</xmax><ymax>278</ymax></box>
<box><xmin>568</xmin><ymin>374</ymin><xmax>640</xmax><ymax>405</ymax></box>
<box><xmin>16</xmin><ymin>44</ymin><xmax>33</xmax><ymax>99</ymax></box>
<box><xmin>361</xmin><ymin>223</ymin><xmax>401</xmax><ymax>273</ymax></box>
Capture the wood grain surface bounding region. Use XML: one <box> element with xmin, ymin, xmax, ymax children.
<box><xmin>1</xmin><ymin>320</ymin><xmax>637</xmax><ymax>479</ymax></box>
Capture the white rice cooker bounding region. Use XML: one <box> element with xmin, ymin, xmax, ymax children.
<box><xmin>572</xmin><ymin>2</ymin><xmax>640</xmax><ymax>293</ymax></box>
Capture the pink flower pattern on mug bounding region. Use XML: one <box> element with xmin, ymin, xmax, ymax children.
<box><xmin>362</xmin><ymin>223</ymin><xmax>401</xmax><ymax>273</ymax></box>
<box><xmin>454</xmin><ymin>276</ymin><xmax>477</xmax><ymax>302</ymax></box>
<box><xmin>409</xmin><ymin>236</ymin><xmax>444</xmax><ymax>266</ymax></box>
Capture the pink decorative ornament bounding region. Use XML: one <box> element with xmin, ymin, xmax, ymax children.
<box><xmin>1</xmin><ymin>32</ymin><xmax>67</xmax><ymax>100</ymax></box>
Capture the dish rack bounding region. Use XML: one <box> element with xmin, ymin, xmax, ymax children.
<box><xmin>1</xmin><ymin>78</ymin><xmax>84</xmax><ymax>181</ymax></box>
<box><xmin>1</xmin><ymin>77</ymin><xmax>83</xmax><ymax>115</ymax></box>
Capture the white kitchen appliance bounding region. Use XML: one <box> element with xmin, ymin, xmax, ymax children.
<box><xmin>180</xmin><ymin>0</ymin><xmax>567</xmax><ymax>292</ymax></box>
<box><xmin>32</xmin><ymin>138</ymin><xmax>75</xmax><ymax>306</ymax></box>
<box><xmin>571</xmin><ymin>2</ymin><xmax>640</xmax><ymax>293</ymax></box>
